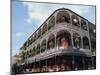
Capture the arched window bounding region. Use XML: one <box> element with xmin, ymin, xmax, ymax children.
<box><xmin>56</xmin><ymin>10</ymin><xmax>70</xmax><ymax>23</ymax></box>
<box><xmin>42</xmin><ymin>23</ymin><xmax>47</xmax><ymax>35</ymax></box>
<box><xmin>47</xmin><ymin>34</ymin><xmax>55</xmax><ymax>49</ymax></box>
<box><xmin>73</xmin><ymin>33</ymin><xmax>81</xmax><ymax>48</ymax></box>
<box><xmin>36</xmin><ymin>44</ymin><xmax>40</xmax><ymax>54</ymax></box>
<box><xmin>56</xmin><ymin>30</ymin><xmax>71</xmax><ymax>49</ymax></box>
<box><xmin>83</xmin><ymin>36</ymin><xmax>90</xmax><ymax>49</ymax></box>
<box><xmin>72</xmin><ymin>15</ymin><xmax>80</xmax><ymax>27</ymax></box>
<box><xmin>81</xmin><ymin>19</ymin><xmax>88</xmax><ymax>31</ymax></box>
<box><xmin>41</xmin><ymin>40</ymin><xmax>46</xmax><ymax>53</ymax></box>
<box><xmin>48</xmin><ymin>16</ymin><xmax>55</xmax><ymax>30</ymax></box>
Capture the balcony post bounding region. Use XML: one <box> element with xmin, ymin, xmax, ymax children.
<box><xmin>71</xmin><ymin>32</ymin><xmax>74</xmax><ymax>46</ymax></box>
<box><xmin>81</xmin><ymin>36</ymin><xmax>83</xmax><ymax>48</ymax></box>
<box><xmin>55</xmin><ymin>33</ymin><xmax>56</xmax><ymax>49</ymax></box>
<box><xmin>82</xmin><ymin>57</ymin><xmax>85</xmax><ymax>70</ymax></box>
<box><xmin>46</xmin><ymin>39</ymin><xmax>47</xmax><ymax>51</ymax></box>
<box><xmin>72</xmin><ymin>55</ymin><xmax>75</xmax><ymax>70</ymax></box>
<box><xmin>46</xmin><ymin>59</ymin><xmax>47</xmax><ymax>72</ymax></box>
<box><xmin>87</xmin><ymin>22</ymin><xmax>92</xmax><ymax>51</ymax></box>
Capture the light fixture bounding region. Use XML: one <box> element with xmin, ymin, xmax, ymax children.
<box><xmin>73</xmin><ymin>18</ymin><xmax>78</xmax><ymax>23</ymax></box>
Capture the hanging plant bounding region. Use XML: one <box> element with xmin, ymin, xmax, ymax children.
<box><xmin>42</xmin><ymin>45</ymin><xmax>46</xmax><ymax>49</ymax></box>
<box><xmin>75</xmin><ymin>37</ymin><xmax>80</xmax><ymax>48</ymax></box>
<box><xmin>61</xmin><ymin>37</ymin><xmax>66</xmax><ymax>43</ymax></box>
<box><xmin>49</xmin><ymin>40</ymin><xmax>54</xmax><ymax>48</ymax></box>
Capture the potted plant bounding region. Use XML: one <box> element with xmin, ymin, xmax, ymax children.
<box><xmin>75</xmin><ymin>37</ymin><xmax>80</xmax><ymax>48</ymax></box>
<box><xmin>49</xmin><ymin>41</ymin><xmax>54</xmax><ymax>49</ymax></box>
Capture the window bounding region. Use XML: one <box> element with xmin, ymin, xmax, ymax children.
<box><xmin>73</xmin><ymin>33</ymin><xmax>81</xmax><ymax>48</ymax></box>
<box><xmin>48</xmin><ymin>40</ymin><xmax>55</xmax><ymax>49</ymax></box>
<box><xmin>91</xmin><ymin>40</ymin><xmax>96</xmax><ymax>55</ymax></box>
<box><xmin>36</xmin><ymin>44</ymin><xmax>40</xmax><ymax>54</ymax></box>
<box><xmin>83</xmin><ymin>36</ymin><xmax>90</xmax><ymax>49</ymax></box>
<box><xmin>56</xmin><ymin>10</ymin><xmax>70</xmax><ymax>23</ymax></box>
<box><xmin>25</xmin><ymin>52</ymin><xmax>27</xmax><ymax>59</ymax></box>
<box><xmin>27</xmin><ymin>51</ymin><xmax>29</xmax><ymax>58</ymax></box>
<box><xmin>72</xmin><ymin>15</ymin><xmax>80</xmax><ymax>27</ymax></box>
<box><xmin>33</xmin><ymin>35</ymin><xmax>35</xmax><ymax>42</ymax></box>
<box><xmin>48</xmin><ymin>16</ymin><xmax>55</xmax><ymax>30</ymax></box>
<box><xmin>47</xmin><ymin>34</ymin><xmax>55</xmax><ymax>49</ymax></box>
<box><xmin>41</xmin><ymin>40</ymin><xmax>46</xmax><ymax>53</ymax></box>
<box><xmin>23</xmin><ymin>42</ymin><xmax>27</xmax><ymax>50</ymax></box>
<box><xmin>28</xmin><ymin>38</ymin><xmax>33</xmax><ymax>46</ymax></box>
<box><xmin>33</xmin><ymin>33</ymin><xmax>37</xmax><ymax>41</ymax></box>
<box><xmin>42</xmin><ymin>23</ymin><xmax>47</xmax><ymax>35</ymax></box>
<box><xmin>81</xmin><ymin>19</ymin><xmax>88</xmax><ymax>30</ymax></box>
<box><xmin>56</xmin><ymin>30</ymin><xmax>71</xmax><ymax>49</ymax></box>
<box><xmin>32</xmin><ymin>47</ymin><xmax>35</xmax><ymax>56</ymax></box>
<box><xmin>29</xmin><ymin>49</ymin><xmax>32</xmax><ymax>57</ymax></box>
<box><xmin>88</xmin><ymin>22</ymin><xmax>96</xmax><ymax>37</ymax></box>
<box><xmin>37</xmin><ymin>28</ymin><xmax>41</xmax><ymax>38</ymax></box>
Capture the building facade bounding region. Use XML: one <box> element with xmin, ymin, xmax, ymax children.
<box><xmin>15</xmin><ymin>8</ymin><xmax>96</xmax><ymax>74</ymax></box>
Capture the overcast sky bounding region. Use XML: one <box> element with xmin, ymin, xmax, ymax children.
<box><xmin>12</xmin><ymin>1</ymin><xmax>96</xmax><ymax>56</ymax></box>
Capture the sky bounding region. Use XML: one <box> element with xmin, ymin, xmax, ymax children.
<box><xmin>12</xmin><ymin>1</ymin><xmax>96</xmax><ymax>56</ymax></box>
